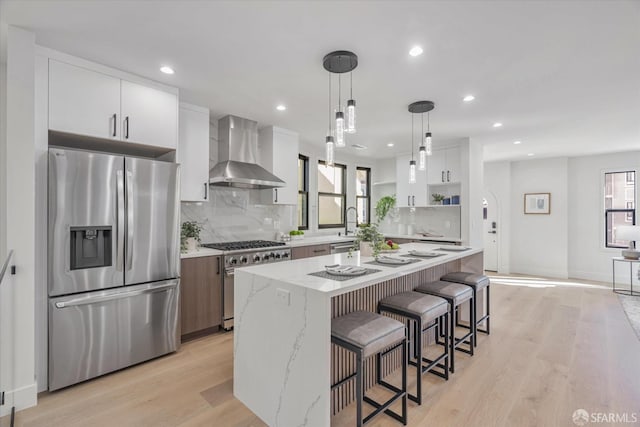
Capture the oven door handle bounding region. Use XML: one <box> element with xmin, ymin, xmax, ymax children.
<box><xmin>225</xmin><ymin>269</ymin><xmax>235</xmax><ymax>276</ymax></box>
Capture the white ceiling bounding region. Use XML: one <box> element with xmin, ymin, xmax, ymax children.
<box><xmin>1</xmin><ymin>0</ymin><xmax>639</xmax><ymax>162</ymax></box>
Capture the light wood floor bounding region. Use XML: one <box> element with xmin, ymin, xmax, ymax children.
<box><xmin>5</xmin><ymin>275</ymin><xmax>640</xmax><ymax>427</ymax></box>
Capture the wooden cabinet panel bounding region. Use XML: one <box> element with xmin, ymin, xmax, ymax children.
<box><xmin>180</xmin><ymin>256</ymin><xmax>222</xmax><ymax>336</ymax></box>
<box><xmin>291</xmin><ymin>243</ymin><xmax>331</xmax><ymax>260</ymax></box>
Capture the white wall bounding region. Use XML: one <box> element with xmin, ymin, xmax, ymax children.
<box><xmin>568</xmin><ymin>151</ymin><xmax>640</xmax><ymax>282</ymax></box>
<box><xmin>1</xmin><ymin>25</ymin><xmax>38</xmax><ymax>415</ymax></box>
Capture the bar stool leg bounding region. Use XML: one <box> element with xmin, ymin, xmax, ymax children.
<box><xmin>469</xmin><ymin>295</ymin><xmax>475</xmax><ymax>354</ymax></box>
<box><xmin>443</xmin><ymin>312</ymin><xmax>450</xmax><ymax>380</ymax></box>
<box><xmin>401</xmin><ymin>339</ymin><xmax>408</xmax><ymax>425</ymax></box>
<box><xmin>449</xmin><ymin>306</ymin><xmax>455</xmax><ymax>373</ymax></box>
<box><xmin>415</xmin><ymin>318</ymin><xmax>423</xmax><ymax>405</ymax></box>
<box><xmin>356</xmin><ymin>351</ymin><xmax>363</xmax><ymax>427</ymax></box>
<box><xmin>473</xmin><ymin>289</ymin><xmax>478</xmax><ymax>348</ymax></box>
<box><xmin>486</xmin><ymin>286</ymin><xmax>491</xmax><ymax>334</ymax></box>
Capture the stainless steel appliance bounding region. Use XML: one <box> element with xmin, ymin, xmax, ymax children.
<box><xmin>209</xmin><ymin>115</ymin><xmax>285</xmax><ymax>189</ymax></box>
<box><xmin>48</xmin><ymin>147</ymin><xmax>180</xmax><ymax>391</ymax></box>
<box><xmin>201</xmin><ymin>240</ymin><xmax>290</xmax><ymax>330</ymax></box>
<box><xmin>331</xmin><ymin>241</ymin><xmax>355</xmax><ymax>254</ymax></box>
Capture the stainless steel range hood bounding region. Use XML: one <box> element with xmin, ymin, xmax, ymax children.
<box><xmin>209</xmin><ymin>115</ymin><xmax>285</xmax><ymax>189</ymax></box>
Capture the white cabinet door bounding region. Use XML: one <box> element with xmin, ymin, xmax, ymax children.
<box><xmin>121</xmin><ymin>80</ymin><xmax>178</xmax><ymax>149</ymax></box>
<box><xmin>445</xmin><ymin>146</ymin><xmax>461</xmax><ymax>183</ymax></box>
<box><xmin>49</xmin><ymin>59</ymin><xmax>121</xmax><ymax>140</ymax></box>
<box><xmin>271</xmin><ymin>129</ymin><xmax>298</xmax><ymax>205</ymax></box>
<box><xmin>178</xmin><ymin>104</ymin><xmax>210</xmax><ymax>202</ymax></box>
<box><xmin>427</xmin><ymin>149</ymin><xmax>446</xmax><ymax>184</ymax></box>
<box><xmin>396</xmin><ymin>155</ymin><xmax>428</xmax><ymax>207</ymax></box>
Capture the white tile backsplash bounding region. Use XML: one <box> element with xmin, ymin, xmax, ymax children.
<box><xmin>181</xmin><ymin>187</ymin><xmax>296</xmax><ymax>243</ymax></box>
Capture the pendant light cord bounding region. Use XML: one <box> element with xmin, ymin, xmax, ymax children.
<box><xmin>421</xmin><ymin>113</ymin><xmax>424</xmax><ymax>143</ymax></box>
<box><xmin>350</xmin><ymin>72</ymin><xmax>353</xmax><ymax>98</ymax></box>
<box><xmin>328</xmin><ymin>73</ymin><xmax>332</xmax><ymax>132</ymax></box>
<box><xmin>338</xmin><ymin>73</ymin><xmax>341</xmax><ymax>112</ymax></box>
<box><xmin>428</xmin><ymin>112</ymin><xmax>430</xmax><ymax>132</ymax></box>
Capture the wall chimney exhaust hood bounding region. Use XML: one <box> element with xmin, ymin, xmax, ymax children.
<box><xmin>209</xmin><ymin>115</ymin><xmax>285</xmax><ymax>189</ymax></box>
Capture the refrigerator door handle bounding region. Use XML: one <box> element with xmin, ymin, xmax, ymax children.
<box><xmin>54</xmin><ymin>282</ymin><xmax>177</xmax><ymax>308</ymax></box>
<box><xmin>126</xmin><ymin>170</ymin><xmax>134</xmax><ymax>271</ymax></box>
<box><xmin>116</xmin><ymin>170</ymin><xmax>125</xmax><ymax>271</ymax></box>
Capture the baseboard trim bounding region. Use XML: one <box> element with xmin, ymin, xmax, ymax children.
<box><xmin>0</xmin><ymin>381</ymin><xmax>37</xmax><ymax>417</ymax></box>
<box><xmin>510</xmin><ymin>266</ymin><xmax>569</xmax><ymax>279</ymax></box>
<box><xmin>568</xmin><ymin>270</ymin><xmax>613</xmax><ymax>284</ymax></box>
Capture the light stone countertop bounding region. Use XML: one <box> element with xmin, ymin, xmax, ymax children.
<box><xmin>180</xmin><ymin>247</ymin><xmax>223</xmax><ymax>259</ymax></box>
<box><xmin>384</xmin><ymin>233</ymin><xmax>463</xmax><ymax>243</ymax></box>
<box><xmin>236</xmin><ymin>242</ymin><xmax>480</xmax><ymax>297</ymax></box>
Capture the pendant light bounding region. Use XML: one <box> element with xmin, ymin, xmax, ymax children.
<box><xmin>335</xmin><ymin>73</ymin><xmax>345</xmax><ymax>147</ymax></box>
<box><xmin>418</xmin><ymin>114</ymin><xmax>427</xmax><ymax>171</ymax></box>
<box><xmin>408</xmin><ymin>101</ymin><xmax>435</xmax><ymax>174</ymax></box>
<box><xmin>346</xmin><ymin>72</ymin><xmax>356</xmax><ymax>133</ymax></box>
<box><xmin>425</xmin><ymin>111</ymin><xmax>433</xmax><ymax>156</ymax></box>
<box><xmin>409</xmin><ymin>113</ymin><xmax>416</xmax><ymax>184</ymax></box>
<box><xmin>323</xmin><ymin>50</ymin><xmax>358</xmax><ymax>149</ymax></box>
<box><xmin>326</xmin><ymin>73</ymin><xmax>335</xmax><ymax>166</ymax></box>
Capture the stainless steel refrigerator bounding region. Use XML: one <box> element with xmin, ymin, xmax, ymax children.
<box><xmin>48</xmin><ymin>147</ymin><xmax>180</xmax><ymax>391</ymax></box>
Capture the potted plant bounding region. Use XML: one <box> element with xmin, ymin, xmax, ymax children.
<box><xmin>181</xmin><ymin>221</ymin><xmax>202</xmax><ymax>252</ymax></box>
<box><xmin>350</xmin><ymin>223</ymin><xmax>385</xmax><ymax>258</ymax></box>
<box><xmin>432</xmin><ymin>193</ymin><xmax>445</xmax><ymax>205</ymax></box>
<box><xmin>375</xmin><ymin>195</ymin><xmax>397</xmax><ymax>223</ymax></box>
<box><xmin>289</xmin><ymin>230</ymin><xmax>305</xmax><ymax>240</ymax></box>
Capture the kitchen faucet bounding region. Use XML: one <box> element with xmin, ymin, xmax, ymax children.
<box><xmin>345</xmin><ymin>206</ymin><xmax>357</xmax><ymax>236</ymax></box>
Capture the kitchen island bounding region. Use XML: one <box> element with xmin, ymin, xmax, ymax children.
<box><xmin>234</xmin><ymin>243</ymin><xmax>483</xmax><ymax>426</ymax></box>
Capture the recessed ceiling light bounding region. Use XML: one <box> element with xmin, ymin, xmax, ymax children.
<box><xmin>463</xmin><ymin>95</ymin><xmax>475</xmax><ymax>102</ymax></box>
<box><xmin>160</xmin><ymin>66</ymin><xmax>174</xmax><ymax>75</ymax></box>
<box><xmin>387</xmin><ymin>143</ymin><xmax>394</xmax><ymax>147</ymax></box>
<box><xmin>527</xmin><ymin>153</ymin><xmax>535</xmax><ymax>156</ymax></box>
<box><xmin>493</xmin><ymin>122</ymin><xmax>503</xmax><ymax>128</ymax></box>
<box><xmin>409</xmin><ymin>46</ymin><xmax>423</xmax><ymax>57</ymax></box>
<box><xmin>513</xmin><ymin>140</ymin><xmax>521</xmax><ymax>145</ymax></box>
<box><xmin>276</xmin><ymin>104</ymin><xmax>287</xmax><ymax>111</ymax></box>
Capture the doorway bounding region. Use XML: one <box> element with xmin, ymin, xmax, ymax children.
<box><xmin>483</xmin><ymin>193</ymin><xmax>499</xmax><ymax>272</ymax></box>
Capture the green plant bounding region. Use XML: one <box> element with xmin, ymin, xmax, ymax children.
<box><xmin>289</xmin><ymin>230</ymin><xmax>305</xmax><ymax>236</ymax></box>
<box><xmin>432</xmin><ymin>193</ymin><xmax>445</xmax><ymax>203</ymax></box>
<box><xmin>375</xmin><ymin>195</ymin><xmax>397</xmax><ymax>222</ymax></box>
<box><xmin>181</xmin><ymin>221</ymin><xmax>202</xmax><ymax>251</ymax></box>
<box><xmin>349</xmin><ymin>223</ymin><xmax>385</xmax><ymax>258</ymax></box>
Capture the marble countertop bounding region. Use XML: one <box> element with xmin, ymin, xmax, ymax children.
<box><xmin>236</xmin><ymin>242</ymin><xmax>481</xmax><ymax>296</ymax></box>
<box><xmin>181</xmin><ymin>235</ymin><xmax>355</xmax><ymax>258</ymax></box>
<box><xmin>384</xmin><ymin>233</ymin><xmax>463</xmax><ymax>243</ymax></box>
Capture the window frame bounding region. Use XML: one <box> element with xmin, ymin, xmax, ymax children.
<box><xmin>297</xmin><ymin>154</ymin><xmax>309</xmax><ymax>231</ymax></box>
<box><xmin>604</xmin><ymin>170</ymin><xmax>636</xmax><ymax>249</ymax></box>
<box><xmin>355</xmin><ymin>166</ymin><xmax>371</xmax><ymax>226</ymax></box>
<box><xmin>317</xmin><ymin>160</ymin><xmax>347</xmax><ymax>229</ymax></box>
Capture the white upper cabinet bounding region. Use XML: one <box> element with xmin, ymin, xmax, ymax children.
<box><xmin>258</xmin><ymin>126</ymin><xmax>299</xmax><ymax>205</ymax></box>
<box><xmin>48</xmin><ymin>58</ymin><xmax>178</xmax><ymax>150</ymax></box>
<box><xmin>427</xmin><ymin>146</ymin><xmax>461</xmax><ymax>184</ymax></box>
<box><xmin>396</xmin><ymin>154</ymin><xmax>427</xmax><ymax>207</ymax></box>
<box><xmin>121</xmin><ymin>80</ymin><xmax>177</xmax><ymax>149</ymax></box>
<box><xmin>49</xmin><ymin>59</ymin><xmax>121</xmax><ymax>140</ymax></box>
<box><xmin>178</xmin><ymin>103</ymin><xmax>210</xmax><ymax>202</ymax></box>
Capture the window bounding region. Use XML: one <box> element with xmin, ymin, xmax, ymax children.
<box><xmin>318</xmin><ymin>161</ymin><xmax>346</xmax><ymax>228</ymax></box>
<box><xmin>297</xmin><ymin>155</ymin><xmax>309</xmax><ymax>230</ymax></box>
<box><xmin>356</xmin><ymin>167</ymin><xmax>371</xmax><ymax>225</ymax></box>
<box><xmin>605</xmin><ymin>171</ymin><xmax>636</xmax><ymax>248</ymax></box>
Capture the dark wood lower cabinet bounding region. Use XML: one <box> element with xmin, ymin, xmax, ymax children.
<box><xmin>291</xmin><ymin>243</ymin><xmax>331</xmax><ymax>260</ymax></box>
<box><xmin>180</xmin><ymin>255</ymin><xmax>222</xmax><ymax>339</ymax></box>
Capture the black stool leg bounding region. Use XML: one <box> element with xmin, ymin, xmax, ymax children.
<box><xmin>414</xmin><ymin>318</ymin><xmax>423</xmax><ymax>405</ymax></box>
<box><xmin>356</xmin><ymin>350</ymin><xmax>363</xmax><ymax>427</ymax></box>
<box><xmin>443</xmin><ymin>312</ymin><xmax>450</xmax><ymax>380</ymax></box>
<box><xmin>486</xmin><ymin>285</ymin><xmax>491</xmax><ymax>334</ymax></box>
<box><xmin>449</xmin><ymin>303</ymin><xmax>455</xmax><ymax>373</ymax></box>
<box><xmin>473</xmin><ymin>288</ymin><xmax>478</xmax><ymax>347</ymax></box>
<box><xmin>401</xmin><ymin>339</ymin><xmax>408</xmax><ymax>425</ymax></box>
<box><xmin>469</xmin><ymin>295</ymin><xmax>475</xmax><ymax>355</ymax></box>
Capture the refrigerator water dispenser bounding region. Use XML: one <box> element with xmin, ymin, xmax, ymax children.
<box><xmin>70</xmin><ymin>226</ymin><xmax>112</xmax><ymax>270</ymax></box>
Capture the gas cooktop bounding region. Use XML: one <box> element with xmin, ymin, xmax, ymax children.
<box><xmin>202</xmin><ymin>240</ymin><xmax>287</xmax><ymax>252</ymax></box>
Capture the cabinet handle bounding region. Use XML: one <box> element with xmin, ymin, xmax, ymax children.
<box><xmin>408</xmin><ymin>196</ymin><xmax>410</xmax><ymax>206</ymax></box>
<box><xmin>274</xmin><ymin>188</ymin><xmax>278</xmax><ymax>203</ymax></box>
<box><xmin>217</xmin><ymin>257</ymin><xmax>220</xmax><ymax>275</ymax></box>
<box><xmin>412</xmin><ymin>195</ymin><xmax>415</xmax><ymax>206</ymax></box>
<box><xmin>441</xmin><ymin>171</ymin><xmax>445</xmax><ymax>182</ymax></box>
<box><xmin>447</xmin><ymin>170</ymin><xmax>450</xmax><ymax>182</ymax></box>
<box><xmin>204</xmin><ymin>183</ymin><xmax>208</xmax><ymax>200</ymax></box>
<box><xmin>313</xmin><ymin>249</ymin><xmax>327</xmax><ymax>253</ymax></box>
<box><xmin>112</xmin><ymin>113</ymin><xmax>117</xmax><ymax>137</ymax></box>
<box><xmin>124</xmin><ymin>116</ymin><xmax>129</xmax><ymax>139</ymax></box>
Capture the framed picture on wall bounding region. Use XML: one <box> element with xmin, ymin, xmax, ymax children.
<box><xmin>524</xmin><ymin>193</ymin><xmax>551</xmax><ymax>214</ymax></box>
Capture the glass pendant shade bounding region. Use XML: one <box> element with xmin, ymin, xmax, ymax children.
<box><xmin>326</xmin><ymin>136</ymin><xmax>335</xmax><ymax>166</ymax></box>
<box><xmin>346</xmin><ymin>99</ymin><xmax>356</xmax><ymax>133</ymax></box>
<box><xmin>409</xmin><ymin>160</ymin><xmax>416</xmax><ymax>184</ymax></box>
<box><xmin>418</xmin><ymin>146</ymin><xmax>427</xmax><ymax>170</ymax></box>
<box><xmin>425</xmin><ymin>132</ymin><xmax>433</xmax><ymax>155</ymax></box>
<box><xmin>335</xmin><ymin>111</ymin><xmax>345</xmax><ymax>147</ymax></box>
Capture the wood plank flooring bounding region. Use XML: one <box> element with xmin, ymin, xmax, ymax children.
<box><xmin>5</xmin><ymin>274</ymin><xmax>640</xmax><ymax>427</ymax></box>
